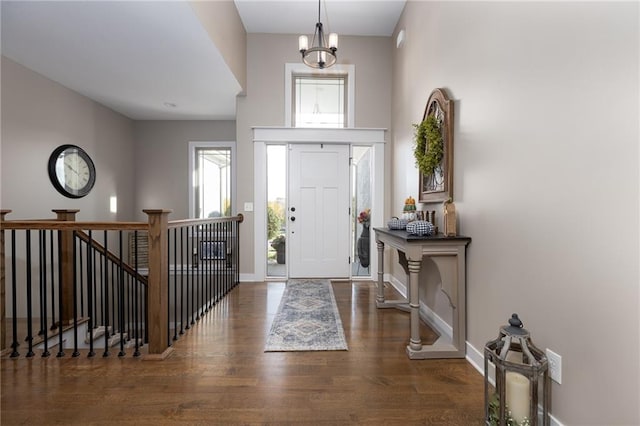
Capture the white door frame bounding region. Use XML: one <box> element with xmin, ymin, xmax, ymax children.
<box><xmin>252</xmin><ymin>127</ymin><xmax>386</xmax><ymax>281</ymax></box>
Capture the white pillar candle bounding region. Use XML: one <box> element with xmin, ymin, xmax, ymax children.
<box><xmin>328</xmin><ymin>32</ymin><xmax>338</xmax><ymax>49</ymax></box>
<box><xmin>298</xmin><ymin>35</ymin><xmax>308</xmax><ymax>51</ymax></box>
<box><xmin>505</xmin><ymin>371</ymin><xmax>530</xmax><ymax>423</ymax></box>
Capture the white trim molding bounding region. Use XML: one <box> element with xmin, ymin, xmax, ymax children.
<box><xmin>253</xmin><ymin>127</ymin><xmax>385</xmax><ymax>144</ymax></box>
<box><xmin>252</xmin><ymin>127</ymin><xmax>386</xmax><ymax>282</ymax></box>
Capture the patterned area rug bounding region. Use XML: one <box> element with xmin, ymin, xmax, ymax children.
<box><xmin>265</xmin><ymin>279</ymin><xmax>348</xmax><ymax>352</ymax></box>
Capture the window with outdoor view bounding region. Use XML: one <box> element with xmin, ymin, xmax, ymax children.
<box><xmin>191</xmin><ymin>144</ymin><xmax>233</xmax><ymax>219</ymax></box>
<box><xmin>292</xmin><ymin>74</ymin><xmax>346</xmax><ymax>128</ymax></box>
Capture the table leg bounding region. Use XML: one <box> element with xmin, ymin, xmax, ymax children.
<box><xmin>376</xmin><ymin>241</ymin><xmax>385</xmax><ymax>304</ymax></box>
<box><xmin>407</xmin><ymin>259</ymin><xmax>422</xmax><ymax>351</ymax></box>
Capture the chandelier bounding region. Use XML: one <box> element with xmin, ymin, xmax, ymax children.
<box><xmin>298</xmin><ymin>0</ymin><xmax>338</xmax><ymax>69</ymax></box>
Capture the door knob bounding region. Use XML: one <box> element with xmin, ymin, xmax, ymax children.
<box><xmin>291</xmin><ymin>216</ymin><xmax>296</xmax><ymax>221</ymax></box>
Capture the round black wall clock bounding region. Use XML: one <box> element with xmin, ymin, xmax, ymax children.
<box><xmin>48</xmin><ymin>144</ymin><xmax>96</xmax><ymax>198</ymax></box>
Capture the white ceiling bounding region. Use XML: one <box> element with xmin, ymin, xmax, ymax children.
<box><xmin>234</xmin><ymin>0</ymin><xmax>406</xmax><ymax>36</ymax></box>
<box><xmin>1</xmin><ymin>0</ymin><xmax>405</xmax><ymax>121</ymax></box>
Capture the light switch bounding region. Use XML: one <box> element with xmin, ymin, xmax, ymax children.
<box><xmin>244</xmin><ymin>202</ymin><xmax>254</xmax><ymax>212</ymax></box>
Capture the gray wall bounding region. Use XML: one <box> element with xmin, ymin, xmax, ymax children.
<box><xmin>391</xmin><ymin>2</ymin><xmax>639</xmax><ymax>424</ymax></box>
<box><xmin>189</xmin><ymin>0</ymin><xmax>247</xmax><ymax>91</ymax></box>
<box><xmin>1</xmin><ymin>57</ymin><xmax>136</xmax><ymax>221</ymax></box>
<box><xmin>236</xmin><ymin>33</ymin><xmax>393</xmax><ymax>276</ymax></box>
<box><xmin>132</xmin><ymin>120</ymin><xmax>236</xmax><ymax>221</ymax></box>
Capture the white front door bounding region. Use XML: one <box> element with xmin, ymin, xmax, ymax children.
<box><xmin>288</xmin><ymin>144</ymin><xmax>350</xmax><ymax>278</ymax></box>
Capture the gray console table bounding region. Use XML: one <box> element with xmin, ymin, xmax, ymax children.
<box><xmin>374</xmin><ymin>228</ymin><xmax>471</xmax><ymax>359</ymax></box>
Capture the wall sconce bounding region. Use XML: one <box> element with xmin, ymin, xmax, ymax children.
<box><xmin>484</xmin><ymin>314</ymin><xmax>551</xmax><ymax>426</ymax></box>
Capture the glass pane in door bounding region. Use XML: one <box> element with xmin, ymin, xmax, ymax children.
<box><xmin>267</xmin><ymin>145</ymin><xmax>286</xmax><ymax>277</ymax></box>
<box><xmin>352</xmin><ymin>146</ymin><xmax>372</xmax><ymax>277</ymax></box>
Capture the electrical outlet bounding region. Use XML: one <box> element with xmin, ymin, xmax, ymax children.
<box><xmin>546</xmin><ymin>348</ymin><xmax>562</xmax><ymax>384</ymax></box>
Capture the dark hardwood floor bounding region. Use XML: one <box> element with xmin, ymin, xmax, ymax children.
<box><xmin>1</xmin><ymin>281</ymin><xmax>485</xmax><ymax>425</ymax></box>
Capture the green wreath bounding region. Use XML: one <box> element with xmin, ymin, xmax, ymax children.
<box><xmin>413</xmin><ymin>114</ymin><xmax>443</xmax><ymax>177</ymax></box>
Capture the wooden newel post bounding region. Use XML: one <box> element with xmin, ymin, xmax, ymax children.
<box><xmin>1</xmin><ymin>210</ymin><xmax>12</xmax><ymax>350</ymax></box>
<box><xmin>52</xmin><ymin>209</ymin><xmax>79</xmax><ymax>325</ymax></box>
<box><xmin>143</xmin><ymin>209</ymin><xmax>174</xmax><ymax>360</ymax></box>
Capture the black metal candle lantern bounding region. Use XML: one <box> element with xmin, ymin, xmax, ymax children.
<box><xmin>484</xmin><ymin>314</ymin><xmax>551</xmax><ymax>426</ymax></box>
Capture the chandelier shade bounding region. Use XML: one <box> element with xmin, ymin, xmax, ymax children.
<box><xmin>298</xmin><ymin>0</ymin><xmax>338</xmax><ymax>69</ymax></box>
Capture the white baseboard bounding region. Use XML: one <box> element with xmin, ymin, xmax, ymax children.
<box><xmin>466</xmin><ymin>341</ymin><xmax>489</xmax><ymax>382</ymax></box>
<box><xmin>239</xmin><ymin>273</ymin><xmax>258</xmax><ymax>282</ymax></box>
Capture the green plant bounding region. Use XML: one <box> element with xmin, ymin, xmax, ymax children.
<box><xmin>267</xmin><ymin>203</ymin><xmax>284</xmax><ymax>240</ymax></box>
<box><xmin>413</xmin><ymin>114</ymin><xmax>443</xmax><ymax>177</ymax></box>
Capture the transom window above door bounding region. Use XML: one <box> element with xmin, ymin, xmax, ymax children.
<box><xmin>285</xmin><ymin>63</ymin><xmax>355</xmax><ymax>128</ymax></box>
<box><xmin>293</xmin><ymin>74</ymin><xmax>346</xmax><ymax>128</ymax></box>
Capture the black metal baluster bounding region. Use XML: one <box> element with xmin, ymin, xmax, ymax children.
<box><xmin>214</xmin><ymin>221</ymin><xmax>219</xmax><ymax>302</ymax></box>
<box><xmin>99</xmin><ymin>251</ymin><xmax>104</xmax><ymax>326</ymax></box>
<box><xmin>197</xmin><ymin>223</ymin><xmax>201</xmax><ymax>322</ymax></box>
<box><xmin>40</xmin><ymin>231</ymin><xmax>50</xmax><ymax>358</ymax></box>
<box><xmin>10</xmin><ymin>230</ymin><xmax>19</xmax><ymax>357</ymax></box>
<box><xmin>128</xmin><ymin>241</ymin><xmax>134</xmax><ymax>344</ymax></box>
<box><xmin>184</xmin><ymin>225</ymin><xmax>188</xmax><ymax>332</ymax></box>
<box><xmin>213</xmin><ymin>221</ymin><xmax>218</xmax><ymax>303</ymax></box>
<box><xmin>126</xmin><ymin>274</ymin><xmax>132</xmax><ymax>346</ymax></box>
<box><xmin>179</xmin><ymin>227</ymin><xmax>185</xmax><ymax>335</ymax></box>
<box><xmin>38</xmin><ymin>230</ymin><xmax>45</xmax><ymax>337</ymax></box>
<box><xmin>229</xmin><ymin>220</ymin><xmax>233</xmax><ymax>293</ymax></box>
<box><xmin>225</xmin><ymin>221</ymin><xmax>229</xmax><ymax>295</ymax></box>
<box><xmin>133</xmin><ymin>230</ymin><xmax>141</xmax><ymax>357</ymax></box>
<box><xmin>173</xmin><ymin>228</ymin><xmax>178</xmax><ymax>341</ymax></box>
<box><xmin>56</xmin><ymin>230</ymin><xmax>65</xmax><ymax>358</ymax></box>
<box><xmin>235</xmin><ymin>220</ymin><xmax>240</xmax><ymax>290</ymax></box>
<box><xmin>24</xmin><ymin>230</ymin><xmax>35</xmax><ymax>357</ymax></box>
<box><xmin>228</xmin><ymin>221</ymin><xmax>232</xmax><ymax>294</ymax></box>
<box><xmin>199</xmin><ymin>224</ymin><xmax>205</xmax><ymax>319</ymax></box>
<box><xmin>111</xmin><ymin>262</ymin><xmax>116</xmax><ymax>337</ymax></box>
<box><xmin>223</xmin><ymin>221</ymin><xmax>228</xmax><ymax>296</ymax></box>
<box><xmin>186</xmin><ymin>226</ymin><xmax>192</xmax><ymax>330</ymax></box>
<box><xmin>87</xmin><ymin>230</ymin><xmax>95</xmax><ymax>357</ymax></box>
<box><xmin>128</xmin><ymin>274</ymin><xmax>133</xmax><ymax>345</ymax></box>
<box><xmin>118</xmin><ymin>231</ymin><xmax>125</xmax><ymax>357</ymax></box>
<box><xmin>202</xmin><ymin>223</ymin><xmax>207</xmax><ymax>314</ymax></box>
<box><xmin>206</xmin><ymin>222</ymin><xmax>211</xmax><ymax>312</ymax></box>
<box><xmin>49</xmin><ymin>231</ymin><xmax>56</xmax><ymax>331</ymax></box>
<box><xmin>103</xmin><ymin>231</ymin><xmax>110</xmax><ymax>357</ymax></box>
<box><xmin>221</xmin><ymin>221</ymin><xmax>226</xmax><ymax>298</ymax></box>
<box><xmin>71</xmin><ymin>231</ymin><xmax>80</xmax><ymax>357</ymax></box>
<box><xmin>94</xmin><ymin>249</ymin><xmax>99</xmax><ymax>330</ymax></box>
<box><xmin>166</xmin><ymin>229</ymin><xmax>172</xmax><ymax>346</ymax></box>
<box><xmin>79</xmin><ymin>236</ymin><xmax>84</xmax><ymax>318</ymax></box>
<box><xmin>198</xmin><ymin>225</ymin><xmax>204</xmax><ymax>319</ymax></box>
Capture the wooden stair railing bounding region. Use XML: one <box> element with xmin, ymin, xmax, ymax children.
<box><xmin>1</xmin><ymin>209</ymin><xmax>243</xmax><ymax>360</ymax></box>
